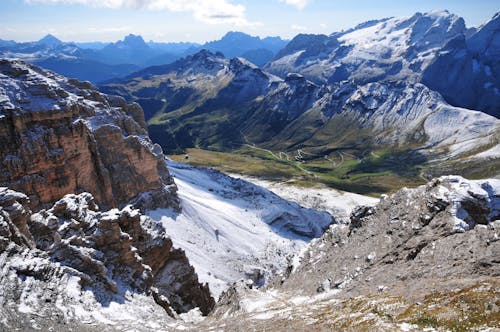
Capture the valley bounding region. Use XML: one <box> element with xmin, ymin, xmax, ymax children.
<box><xmin>169</xmin><ymin>147</ymin><xmax>430</xmax><ymax>195</ymax></box>
<box><xmin>100</xmin><ymin>10</ymin><xmax>500</xmax><ymax>194</ymax></box>
<box><xmin>1</xmin><ymin>3</ymin><xmax>499</xmax><ymax>331</ymax></box>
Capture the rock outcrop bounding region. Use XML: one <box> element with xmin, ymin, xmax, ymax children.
<box><xmin>196</xmin><ymin>176</ymin><xmax>499</xmax><ymax>331</ymax></box>
<box><xmin>0</xmin><ymin>59</ymin><xmax>178</xmax><ymax>211</ymax></box>
<box><xmin>0</xmin><ymin>188</ymin><xmax>214</xmax><ymax>330</ymax></box>
<box><xmin>281</xmin><ymin>176</ymin><xmax>500</xmax><ymax>296</ymax></box>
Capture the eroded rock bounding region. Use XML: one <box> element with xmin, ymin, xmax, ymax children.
<box><xmin>0</xmin><ymin>189</ymin><xmax>214</xmax><ymax>330</ymax></box>
<box><xmin>0</xmin><ymin>59</ymin><xmax>178</xmax><ymax>211</ymax></box>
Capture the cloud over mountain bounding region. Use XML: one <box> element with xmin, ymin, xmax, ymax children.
<box><xmin>25</xmin><ymin>0</ymin><xmax>253</xmax><ymax>25</ymax></box>
<box><xmin>280</xmin><ymin>0</ymin><xmax>311</xmax><ymax>10</ymax></box>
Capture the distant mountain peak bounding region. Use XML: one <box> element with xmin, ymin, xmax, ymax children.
<box><xmin>119</xmin><ymin>34</ymin><xmax>148</xmax><ymax>49</ymax></box>
<box><xmin>123</xmin><ymin>34</ymin><xmax>145</xmax><ymax>43</ymax></box>
<box><xmin>224</xmin><ymin>31</ymin><xmax>251</xmax><ymax>37</ymax></box>
<box><xmin>219</xmin><ymin>31</ymin><xmax>258</xmax><ymax>42</ymax></box>
<box><xmin>37</xmin><ymin>34</ymin><xmax>62</xmax><ymax>46</ymax></box>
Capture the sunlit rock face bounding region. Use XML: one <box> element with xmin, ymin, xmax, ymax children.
<box><xmin>0</xmin><ymin>59</ymin><xmax>178</xmax><ymax>211</ymax></box>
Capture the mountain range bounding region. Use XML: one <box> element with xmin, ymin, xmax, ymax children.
<box><xmin>265</xmin><ymin>10</ymin><xmax>500</xmax><ymax>118</ymax></box>
<box><xmin>0</xmin><ymin>32</ymin><xmax>288</xmax><ymax>83</ymax></box>
<box><xmin>1</xmin><ymin>8</ymin><xmax>499</xmax><ymax>331</ymax></box>
<box><xmin>100</xmin><ymin>10</ymin><xmax>500</xmax><ymax>194</ymax></box>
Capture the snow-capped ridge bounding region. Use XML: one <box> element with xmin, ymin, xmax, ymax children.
<box><xmin>268</xmin><ymin>9</ymin><xmax>467</xmax><ymax>86</ymax></box>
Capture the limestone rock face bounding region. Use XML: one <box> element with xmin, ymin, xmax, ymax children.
<box><xmin>0</xmin><ymin>59</ymin><xmax>178</xmax><ymax>211</ymax></box>
<box><xmin>0</xmin><ymin>189</ymin><xmax>214</xmax><ymax>330</ymax></box>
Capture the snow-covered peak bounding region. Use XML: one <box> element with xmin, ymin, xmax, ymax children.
<box><xmin>267</xmin><ymin>10</ymin><xmax>468</xmax><ymax>85</ymax></box>
<box><xmin>172</xmin><ymin>50</ymin><xmax>229</xmax><ymax>77</ymax></box>
<box><xmin>339</xmin><ymin>9</ymin><xmax>465</xmax><ymax>58</ymax></box>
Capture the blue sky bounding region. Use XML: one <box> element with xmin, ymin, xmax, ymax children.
<box><xmin>1</xmin><ymin>0</ymin><xmax>498</xmax><ymax>43</ymax></box>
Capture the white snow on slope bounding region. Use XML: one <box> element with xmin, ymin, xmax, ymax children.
<box><xmin>431</xmin><ymin>176</ymin><xmax>500</xmax><ymax>232</ymax></box>
<box><xmin>230</xmin><ymin>174</ymin><xmax>378</xmax><ymax>223</ymax></box>
<box><xmin>267</xmin><ymin>10</ymin><xmax>467</xmax><ymax>84</ymax></box>
<box><xmin>148</xmin><ymin>161</ymin><xmax>333</xmax><ymax>298</ymax></box>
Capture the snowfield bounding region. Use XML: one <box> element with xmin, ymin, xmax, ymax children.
<box><xmin>230</xmin><ymin>174</ymin><xmax>378</xmax><ymax>223</ymax></box>
<box><xmin>148</xmin><ymin>161</ymin><xmax>336</xmax><ymax>298</ymax></box>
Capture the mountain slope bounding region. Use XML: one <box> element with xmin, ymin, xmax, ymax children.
<box><xmin>266</xmin><ymin>10</ymin><xmax>465</xmax><ymax>84</ymax></box>
<box><xmin>422</xmin><ymin>12</ymin><xmax>500</xmax><ymax>118</ymax></box>
<box><xmin>266</xmin><ymin>10</ymin><xmax>500</xmax><ymax>118</ymax></box>
<box><xmin>189</xmin><ymin>176</ymin><xmax>500</xmax><ymax>331</ymax></box>
<box><xmin>101</xmin><ymin>50</ymin><xmax>500</xmax><ymax>188</ymax></box>
<box><xmin>149</xmin><ymin>161</ymin><xmax>333</xmax><ymax>298</ymax></box>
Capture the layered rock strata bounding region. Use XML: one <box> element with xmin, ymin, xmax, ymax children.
<box><xmin>0</xmin><ymin>59</ymin><xmax>177</xmax><ymax>211</ymax></box>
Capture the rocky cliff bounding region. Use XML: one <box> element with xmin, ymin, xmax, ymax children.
<box><xmin>0</xmin><ymin>188</ymin><xmax>214</xmax><ymax>331</ymax></box>
<box><xmin>0</xmin><ymin>59</ymin><xmax>178</xmax><ymax>211</ymax></box>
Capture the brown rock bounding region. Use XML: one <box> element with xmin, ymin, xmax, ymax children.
<box><xmin>0</xmin><ymin>59</ymin><xmax>178</xmax><ymax>211</ymax></box>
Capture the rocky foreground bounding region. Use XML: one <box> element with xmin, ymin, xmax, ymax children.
<box><xmin>192</xmin><ymin>176</ymin><xmax>500</xmax><ymax>331</ymax></box>
<box><xmin>0</xmin><ymin>188</ymin><xmax>214</xmax><ymax>331</ymax></box>
<box><xmin>0</xmin><ymin>59</ymin><xmax>214</xmax><ymax>331</ymax></box>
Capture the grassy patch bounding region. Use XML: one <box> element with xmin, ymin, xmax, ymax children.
<box><xmin>169</xmin><ymin>148</ymin><xmax>304</xmax><ymax>181</ymax></box>
<box><xmin>169</xmin><ymin>148</ymin><xmax>430</xmax><ymax>195</ymax></box>
<box><xmin>398</xmin><ymin>280</ymin><xmax>500</xmax><ymax>331</ymax></box>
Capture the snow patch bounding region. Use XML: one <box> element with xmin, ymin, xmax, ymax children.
<box><xmin>149</xmin><ymin>161</ymin><xmax>333</xmax><ymax>298</ymax></box>
<box><xmin>437</xmin><ymin>176</ymin><xmax>500</xmax><ymax>232</ymax></box>
<box><xmin>231</xmin><ymin>174</ymin><xmax>377</xmax><ymax>223</ymax></box>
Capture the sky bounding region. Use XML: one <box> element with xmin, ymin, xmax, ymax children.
<box><xmin>0</xmin><ymin>0</ymin><xmax>498</xmax><ymax>43</ymax></box>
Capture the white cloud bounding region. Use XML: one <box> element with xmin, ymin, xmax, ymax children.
<box><xmin>280</xmin><ymin>0</ymin><xmax>311</xmax><ymax>10</ymax></box>
<box><xmin>88</xmin><ymin>26</ymin><xmax>131</xmax><ymax>33</ymax></box>
<box><xmin>291</xmin><ymin>24</ymin><xmax>308</xmax><ymax>31</ymax></box>
<box><xmin>25</xmin><ymin>0</ymin><xmax>254</xmax><ymax>26</ymax></box>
